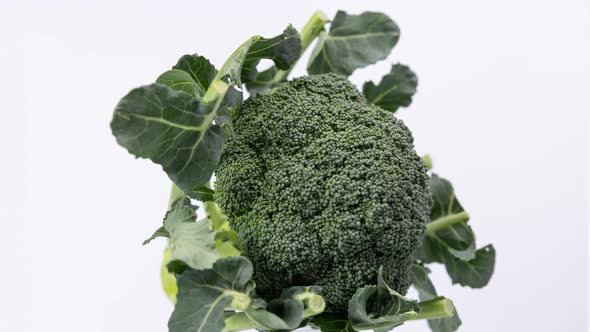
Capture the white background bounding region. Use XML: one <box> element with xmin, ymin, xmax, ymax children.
<box><xmin>1</xmin><ymin>0</ymin><xmax>588</xmax><ymax>331</ymax></box>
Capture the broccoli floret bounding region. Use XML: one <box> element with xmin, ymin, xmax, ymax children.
<box><xmin>215</xmin><ymin>74</ymin><xmax>431</xmax><ymax>312</ymax></box>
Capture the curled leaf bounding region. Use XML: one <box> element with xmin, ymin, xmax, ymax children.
<box><xmin>363</xmin><ymin>64</ymin><xmax>418</xmax><ymax>112</ymax></box>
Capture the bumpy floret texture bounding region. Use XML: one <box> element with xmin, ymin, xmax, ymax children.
<box><xmin>215</xmin><ymin>74</ymin><xmax>431</xmax><ymax>312</ymax></box>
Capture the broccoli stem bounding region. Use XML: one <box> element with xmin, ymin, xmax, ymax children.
<box><xmin>272</xmin><ymin>10</ymin><xmax>329</xmax><ymax>82</ymax></box>
<box><xmin>168</xmin><ymin>183</ymin><xmax>184</xmax><ymax>209</ymax></box>
<box><xmin>295</xmin><ymin>292</ymin><xmax>327</xmax><ymax>317</ymax></box>
<box><xmin>225</xmin><ymin>290</ymin><xmax>252</xmax><ymax>311</ymax></box>
<box><xmin>203</xmin><ymin>182</ymin><xmax>230</xmax><ymax>231</ymax></box>
<box><xmin>426</xmin><ymin>211</ymin><xmax>470</xmax><ymax>235</ymax></box>
<box><xmin>412</xmin><ymin>298</ymin><xmax>455</xmax><ymax>320</ymax></box>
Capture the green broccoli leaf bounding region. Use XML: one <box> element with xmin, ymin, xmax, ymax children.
<box><xmin>215</xmin><ymin>86</ymin><xmax>243</xmax><ymax>131</ymax></box>
<box><xmin>243</xmin><ymin>298</ymin><xmax>304</xmax><ymax>330</ymax></box>
<box><xmin>216</xmin><ymin>25</ymin><xmax>301</xmax><ymax>86</ymax></box>
<box><xmin>444</xmin><ymin>245</ymin><xmax>496</xmax><ymax>288</ymax></box>
<box><xmin>348</xmin><ymin>267</ymin><xmax>419</xmax><ymax>331</ymax></box>
<box><xmin>410</xmin><ymin>264</ymin><xmax>437</xmax><ymax>300</ymax></box>
<box><xmin>142</xmin><ymin>226</ymin><xmax>169</xmax><ymax>246</ymax></box>
<box><xmin>307</xmin><ymin>11</ymin><xmax>400</xmax><ymax>76</ymax></box>
<box><xmin>416</xmin><ymin>174</ymin><xmax>496</xmax><ymax>288</ymax></box>
<box><xmin>169</xmin><ymin>257</ymin><xmax>253</xmax><ymax>332</ymax></box>
<box><xmin>173</xmin><ymin>54</ymin><xmax>217</xmax><ymax>95</ymax></box>
<box><xmin>163</xmin><ymin>198</ymin><xmax>218</xmax><ymax>273</ymax></box>
<box><xmin>311</xmin><ymin>313</ymin><xmax>354</xmax><ymax>332</ymax></box>
<box><xmin>418</xmin><ymin>174</ymin><xmax>475</xmax><ymax>262</ymax></box>
<box><xmin>411</xmin><ymin>264</ymin><xmax>462</xmax><ymax>332</ymax></box>
<box><xmin>241</xmin><ymin>25</ymin><xmax>301</xmax><ymax>82</ymax></box>
<box><xmin>427</xmin><ymin>173</ymin><xmax>475</xmax><ymax>256</ymax></box>
<box><xmin>245</xmin><ymin>11</ymin><xmax>330</xmax><ymax>94</ymax></box>
<box><xmin>156</xmin><ymin>69</ymin><xmax>200</xmax><ymax>97</ymax></box>
<box><xmin>244</xmin><ymin>66</ymin><xmax>278</xmax><ymax>95</ymax></box>
<box><xmin>111</xmin><ymin>80</ymin><xmax>229</xmax><ymax>196</ymax></box>
<box><xmin>363</xmin><ymin>64</ymin><xmax>418</xmax><ymax>112</ymax></box>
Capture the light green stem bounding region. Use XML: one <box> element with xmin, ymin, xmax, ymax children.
<box><xmin>411</xmin><ymin>298</ymin><xmax>455</xmax><ymax>320</ymax></box>
<box><xmin>203</xmin><ymin>182</ymin><xmax>229</xmax><ymax>231</ymax></box>
<box><xmin>168</xmin><ymin>183</ymin><xmax>184</xmax><ymax>209</ymax></box>
<box><xmin>426</xmin><ymin>211</ymin><xmax>470</xmax><ymax>235</ymax></box>
<box><xmin>295</xmin><ymin>292</ymin><xmax>326</xmax><ymax>317</ymax></box>
<box><xmin>272</xmin><ymin>10</ymin><xmax>329</xmax><ymax>83</ymax></box>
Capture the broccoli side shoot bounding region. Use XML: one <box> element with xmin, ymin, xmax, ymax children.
<box><xmin>215</xmin><ymin>74</ymin><xmax>431</xmax><ymax>311</ymax></box>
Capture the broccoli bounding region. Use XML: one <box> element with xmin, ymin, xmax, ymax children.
<box><xmin>112</xmin><ymin>10</ymin><xmax>495</xmax><ymax>331</ymax></box>
<box><xmin>215</xmin><ymin>74</ymin><xmax>432</xmax><ymax>311</ymax></box>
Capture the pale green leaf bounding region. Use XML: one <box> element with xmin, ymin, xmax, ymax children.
<box><xmin>169</xmin><ymin>257</ymin><xmax>253</xmax><ymax>332</ymax></box>
<box><xmin>163</xmin><ymin>198</ymin><xmax>218</xmax><ymax>273</ymax></box>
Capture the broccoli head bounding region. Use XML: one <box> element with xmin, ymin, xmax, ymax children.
<box><xmin>215</xmin><ymin>74</ymin><xmax>431</xmax><ymax>312</ymax></box>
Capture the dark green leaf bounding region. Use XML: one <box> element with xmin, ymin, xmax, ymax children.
<box><xmin>244</xmin><ymin>66</ymin><xmax>278</xmax><ymax>95</ymax></box>
<box><xmin>169</xmin><ymin>257</ymin><xmax>253</xmax><ymax>332</ymax></box>
<box><xmin>241</xmin><ymin>25</ymin><xmax>301</xmax><ymax>82</ymax></box>
<box><xmin>410</xmin><ymin>264</ymin><xmax>437</xmax><ymax>300</ymax></box>
<box><xmin>430</xmin><ymin>174</ymin><xmax>464</xmax><ymax>220</ymax></box>
<box><xmin>311</xmin><ymin>313</ymin><xmax>354</xmax><ymax>332</ymax></box>
<box><xmin>216</xmin><ymin>25</ymin><xmax>301</xmax><ymax>86</ymax></box>
<box><xmin>448</xmin><ymin>242</ymin><xmax>477</xmax><ymax>261</ymax></box>
<box><xmin>111</xmin><ymin>81</ymin><xmax>228</xmax><ymax>195</ymax></box>
<box><xmin>421</xmin><ymin>174</ymin><xmax>476</xmax><ymax>259</ymax></box>
<box><xmin>163</xmin><ymin>198</ymin><xmax>218</xmax><ymax>273</ymax></box>
<box><xmin>142</xmin><ymin>226</ymin><xmax>169</xmax><ymax>246</ymax></box>
<box><xmin>156</xmin><ymin>69</ymin><xmax>199</xmax><ymax>97</ymax></box>
<box><xmin>410</xmin><ymin>264</ymin><xmax>462</xmax><ymax>332</ymax></box>
<box><xmin>444</xmin><ymin>245</ymin><xmax>496</xmax><ymax>288</ymax></box>
<box><xmin>349</xmin><ymin>267</ymin><xmax>419</xmax><ymax>331</ymax></box>
<box><xmin>216</xmin><ymin>86</ymin><xmax>243</xmax><ymax>131</ymax></box>
<box><xmin>189</xmin><ymin>186</ymin><xmax>215</xmax><ymax>202</ymax></box>
<box><xmin>415</xmin><ymin>174</ymin><xmax>496</xmax><ymax>288</ymax></box>
<box><xmin>428</xmin><ymin>313</ymin><xmax>462</xmax><ymax>332</ymax></box>
<box><xmin>307</xmin><ymin>11</ymin><xmax>399</xmax><ymax>76</ymax></box>
<box><xmin>173</xmin><ymin>54</ymin><xmax>217</xmax><ymax>95</ymax></box>
<box><xmin>244</xmin><ymin>298</ymin><xmax>304</xmax><ymax>330</ymax></box>
<box><xmin>363</xmin><ymin>64</ymin><xmax>417</xmax><ymax>112</ymax></box>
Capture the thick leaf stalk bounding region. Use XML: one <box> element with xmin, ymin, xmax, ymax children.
<box><xmin>412</xmin><ymin>298</ymin><xmax>455</xmax><ymax>321</ymax></box>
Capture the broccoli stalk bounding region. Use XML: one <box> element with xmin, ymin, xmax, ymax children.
<box><xmin>297</xmin><ymin>291</ymin><xmax>327</xmax><ymax>318</ymax></box>
<box><xmin>413</xmin><ymin>298</ymin><xmax>456</xmax><ymax>320</ymax></box>
<box><xmin>425</xmin><ymin>211</ymin><xmax>470</xmax><ymax>235</ymax></box>
<box><xmin>225</xmin><ymin>291</ymin><xmax>252</xmax><ymax>311</ymax></box>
